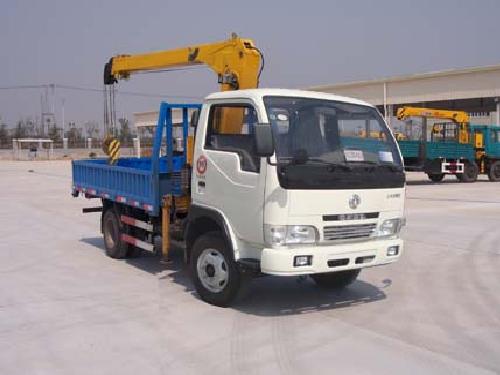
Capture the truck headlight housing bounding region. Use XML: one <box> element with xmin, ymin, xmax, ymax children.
<box><xmin>376</xmin><ymin>218</ymin><xmax>404</xmax><ymax>237</ymax></box>
<box><xmin>264</xmin><ymin>225</ymin><xmax>318</xmax><ymax>248</ymax></box>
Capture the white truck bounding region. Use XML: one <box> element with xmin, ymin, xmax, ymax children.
<box><xmin>73</xmin><ymin>88</ymin><xmax>405</xmax><ymax>306</ymax></box>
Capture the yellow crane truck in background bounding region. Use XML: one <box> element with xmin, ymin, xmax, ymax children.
<box><xmin>397</xmin><ymin>106</ymin><xmax>470</xmax><ymax>144</ymax></box>
<box><xmin>397</xmin><ymin>106</ymin><xmax>500</xmax><ymax>182</ymax></box>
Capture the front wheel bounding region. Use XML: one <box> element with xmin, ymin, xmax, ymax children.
<box><xmin>460</xmin><ymin>162</ymin><xmax>478</xmax><ymax>183</ymax></box>
<box><xmin>190</xmin><ymin>232</ymin><xmax>241</xmax><ymax>307</ymax></box>
<box><xmin>488</xmin><ymin>161</ymin><xmax>500</xmax><ymax>182</ymax></box>
<box><xmin>311</xmin><ymin>269</ymin><xmax>361</xmax><ymax>289</ymax></box>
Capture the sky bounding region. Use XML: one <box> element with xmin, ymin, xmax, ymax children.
<box><xmin>2</xmin><ymin>0</ymin><xmax>500</xmax><ymax>129</ymax></box>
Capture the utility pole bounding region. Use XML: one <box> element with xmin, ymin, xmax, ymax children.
<box><xmin>61</xmin><ymin>98</ymin><xmax>65</xmax><ymax>137</ymax></box>
<box><xmin>41</xmin><ymin>84</ymin><xmax>56</xmax><ymax>137</ymax></box>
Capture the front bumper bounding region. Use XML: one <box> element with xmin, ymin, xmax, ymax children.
<box><xmin>260</xmin><ymin>238</ymin><xmax>403</xmax><ymax>276</ymax></box>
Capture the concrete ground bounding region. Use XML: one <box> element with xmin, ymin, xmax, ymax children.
<box><xmin>1</xmin><ymin>160</ymin><xmax>499</xmax><ymax>374</ymax></box>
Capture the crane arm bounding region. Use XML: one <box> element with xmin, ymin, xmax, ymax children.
<box><xmin>104</xmin><ymin>34</ymin><xmax>263</xmax><ymax>91</ymax></box>
<box><xmin>396</xmin><ymin>106</ymin><xmax>469</xmax><ymax>123</ymax></box>
<box><xmin>396</xmin><ymin>106</ymin><xmax>470</xmax><ymax>144</ymax></box>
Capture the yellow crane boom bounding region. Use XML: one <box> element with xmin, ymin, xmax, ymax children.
<box><xmin>396</xmin><ymin>106</ymin><xmax>469</xmax><ymax>123</ymax></box>
<box><xmin>396</xmin><ymin>106</ymin><xmax>470</xmax><ymax>144</ymax></box>
<box><xmin>104</xmin><ymin>33</ymin><xmax>263</xmax><ymax>91</ymax></box>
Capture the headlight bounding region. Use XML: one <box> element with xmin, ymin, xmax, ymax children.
<box><xmin>264</xmin><ymin>225</ymin><xmax>318</xmax><ymax>248</ymax></box>
<box><xmin>376</xmin><ymin>218</ymin><xmax>404</xmax><ymax>237</ymax></box>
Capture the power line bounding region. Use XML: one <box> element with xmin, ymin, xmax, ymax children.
<box><xmin>0</xmin><ymin>83</ymin><xmax>203</xmax><ymax>100</ymax></box>
<box><xmin>0</xmin><ymin>84</ymin><xmax>48</xmax><ymax>90</ymax></box>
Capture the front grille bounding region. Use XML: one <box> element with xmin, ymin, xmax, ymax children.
<box><xmin>323</xmin><ymin>223</ymin><xmax>376</xmax><ymax>241</ymax></box>
<box><xmin>323</xmin><ymin>212</ymin><xmax>379</xmax><ymax>221</ymax></box>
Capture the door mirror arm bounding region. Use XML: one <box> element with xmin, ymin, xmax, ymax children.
<box><xmin>266</xmin><ymin>156</ymin><xmax>279</xmax><ymax>166</ymax></box>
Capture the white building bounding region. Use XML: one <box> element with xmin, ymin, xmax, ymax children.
<box><xmin>309</xmin><ymin>64</ymin><xmax>500</xmax><ymax>130</ymax></box>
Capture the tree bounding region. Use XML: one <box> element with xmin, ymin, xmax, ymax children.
<box><xmin>0</xmin><ymin>117</ymin><xmax>8</xmax><ymax>146</ymax></box>
<box><xmin>13</xmin><ymin>119</ymin><xmax>28</xmax><ymax>139</ymax></box>
<box><xmin>12</xmin><ymin>117</ymin><xmax>39</xmax><ymax>139</ymax></box>
<box><xmin>84</xmin><ymin>121</ymin><xmax>100</xmax><ymax>139</ymax></box>
<box><xmin>67</xmin><ymin>122</ymin><xmax>83</xmax><ymax>147</ymax></box>
<box><xmin>48</xmin><ymin>125</ymin><xmax>62</xmax><ymax>143</ymax></box>
<box><xmin>118</xmin><ymin>117</ymin><xmax>133</xmax><ymax>144</ymax></box>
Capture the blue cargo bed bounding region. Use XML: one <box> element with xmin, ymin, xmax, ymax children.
<box><xmin>72</xmin><ymin>156</ymin><xmax>185</xmax><ymax>216</ymax></box>
<box><xmin>71</xmin><ymin>102</ymin><xmax>201</xmax><ymax>216</ymax></box>
<box><xmin>398</xmin><ymin>140</ymin><xmax>475</xmax><ymax>160</ymax></box>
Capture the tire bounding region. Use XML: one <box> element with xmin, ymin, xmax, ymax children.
<box><xmin>311</xmin><ymin>269</ymin><xmax>361</xmax><ymax>289</ymax></box>
<box><xmin>102</xmin><ymin>209</ymin><xmax>129</xmax><ymax>259</ymax></box>
<box><xmin>488</xmin><ymin>160</ymin><xmax>500</xmax><ymax>182</ymax></box>
<box><xmin>190</xmin><ymin>232</ymin><xmax>241</xmax><ymax>307</ymax></box>
<box><xmin>460</xmin><ymin>162</ymin><xmax>479</xmax><ymax>183</ymax></box>
<box><xmin>427</xmin><ymin>173</ymin><xmax>444</xmax><ymax>182</ymax></box>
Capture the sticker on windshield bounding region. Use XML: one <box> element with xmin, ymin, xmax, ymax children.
<box><xmin>344</xmin><ymin>150</ymin><xmax>364</xmax><ymax>162</ymax></box>
<box><xmin>378</xmin><ymin>151</ymin><xmax>394</xmax><ymax>162</ymax></box>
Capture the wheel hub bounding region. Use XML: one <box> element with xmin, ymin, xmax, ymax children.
<box><xmin>205</xmin><ymin>264</ymin><xmax>215</xmax><ymax>277</ymax></box>
<box><xmin>196</xmin><ymin>248</ymin><xmax>228</xmax><ymax>293</ymax></box>
<box><xmin>104</xmin><ymin>218</ymin><xmax>117</xmax><ymax>249</ymax></box>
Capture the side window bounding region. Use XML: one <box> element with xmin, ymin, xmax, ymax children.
<box><xmin>205</xmin><ymin>104</ymin><xmax>260</xmax><ymax>173</ymax></box>
<box><xmin>492</xmin><ymin>130</ymin><xmax>500</xmax><ymax>143</ymax></box>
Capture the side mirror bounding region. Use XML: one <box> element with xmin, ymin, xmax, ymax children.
<box><xmin>254</xmin><ymin>123</ymin><xmax>274</xmax><ymax>157</ymax></box>
<box><xmin>190</xmin><ymin>109</ymin><xmax>200</xmax><ymax>129</ymax></box>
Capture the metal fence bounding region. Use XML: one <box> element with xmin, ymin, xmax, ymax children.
<box><xmin>1</xmin><ymin>137</ymin><xmax>141</xmax><ymax>160</ymax></box>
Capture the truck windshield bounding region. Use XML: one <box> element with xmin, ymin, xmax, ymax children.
<box><xmin>263</xmin><ymin>96</ymin><xmax>405</xmax><ymax>189</ymax></box>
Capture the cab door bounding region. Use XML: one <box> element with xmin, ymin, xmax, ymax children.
<box><xmin>192</xmin><ymin>100</ymin><xmax>267</xmax><ymax>246</ymax></box>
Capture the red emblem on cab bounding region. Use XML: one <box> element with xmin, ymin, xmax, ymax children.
<box><xmin>196</xmin><ymin>155</ymin><xmax>208</xmax><ymax>175</ymax></box>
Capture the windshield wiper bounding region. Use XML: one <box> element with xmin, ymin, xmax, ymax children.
<box><xmin>306</xmin><ymin>158</ymin><xmax>352</xmax><ymax>171</ymax></box>
<box><xmin>378</xmin><ymin>164</ymin><xmax>404</xmax><ymax>172</ymax></box>
<box><xmin>346</xmin><ymin>160</ymin><xmax>403</xmax><ymax>172</ymax></box>
<box><xmin>278</xmin><ymin>157</ymin><xmax>352</xmax><ymax>171</ymax></box>
<box><xmin>345</xmin><ymin>160</ymin><xmax>379</xmax><ymax>165</ymax></box>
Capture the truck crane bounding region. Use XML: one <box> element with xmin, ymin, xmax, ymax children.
<box><xmin>72</xmin><ymin>36</ymin><xmax>406</xmax><ymax>306</ymax></box>
<box><xmin>396</xmin><ymin>106</ymin><xmax>470</xmax><ymax>144</ymax></box>
<box><xmin>396</xmin><ymin>106</ymin><xmax>475</xmax><ymax>181</ymax></box>
<box><xmin>99</xmin><ymin>33</ymin><xmax>264</xmax><ymax>263</ymax></box>
<box><xmin>396</xmin><ymin>106</ymin><xmax>500</xmax><ymax>182</ymax></box>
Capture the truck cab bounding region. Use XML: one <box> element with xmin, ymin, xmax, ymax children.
<box><xmin>186</xmin><ymin>89</ymin><xmax>405</xmax><ymax>305</ymax></box>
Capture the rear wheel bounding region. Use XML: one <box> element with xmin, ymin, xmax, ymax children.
<box><xmin>311</xmin><ymin>269</ymin><xmax>361</xmax><ymax>289</ymax></box>
<box><xmin>102</xmin><ymin>209</ymin><xmax>129</xmax><ymax>259</ymax></box>
<box><xmin>488</xmin><ymin>160</ymin><xmax>500</xmax><ymax>182</ymax></box>
<box><xmin>190</xmin><ymin>232</ymin><xmax>241</xmax><ymax>307</ymax></box>
<box><xmin>427</xmin><ymin>173</ymin><xmax>444</xmax><ymax>182</ymax></box>
<box><xmin>460</xmin><ymin>162</ymin><xmax>478</xmax><ymax>183</ymax></box>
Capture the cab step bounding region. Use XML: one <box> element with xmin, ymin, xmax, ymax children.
<box><xmin>120</xmin><ymin>215</ymin><xmax>154</xmax><ymax>252</ymax></box>
<box><xmin>121</xmin><ymin>234</ymin><xmax>154</xmax><ymax>252</ymax></box>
